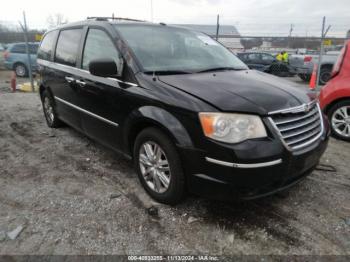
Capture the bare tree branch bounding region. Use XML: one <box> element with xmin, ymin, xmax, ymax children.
<box><xmin>46</xmin><ymin>13</ymin><xmax>68</xmax><ymax>29</ymax></box>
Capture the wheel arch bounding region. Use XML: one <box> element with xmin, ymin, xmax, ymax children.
<box><xmin>12</xmin><ymin>61</ymin><xmax>27</xmax><ymax>70</ymax></box>
<box><xmin>321</xmin><ymin>63</ymin><xmax>333</xmax><ymax>70</ymax></box>
<box><xmin>39</xmin><ymin>85</ymin><xmax>56</xmax><ymax>104</ymax></box>
<box><xmin>324</xmin><ymin>96</ymin><xmax>350</xmax><ymax>114</ymax></box>
<box><xmin>123</xmin><ymin>106</ymin><xmax>194</xmax><ymax>157</ymax></box>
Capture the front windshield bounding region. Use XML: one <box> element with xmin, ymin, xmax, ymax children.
<box><xmin>115</xmin><ymin>24</ymin><xmax>248</xmax><ymax>73</ymax></box>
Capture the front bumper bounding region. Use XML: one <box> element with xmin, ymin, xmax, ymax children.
<box><xmin>180</xmin><ymin>118</ymin><xmax>330</xmax><ymax>201</ymax></box>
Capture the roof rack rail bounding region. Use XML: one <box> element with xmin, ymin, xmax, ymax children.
<box><xmin>86</xmin><ymin>16</ymin><xmax>146</xmax><ymax>22</ymax></box>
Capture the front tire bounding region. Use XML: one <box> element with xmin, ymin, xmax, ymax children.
<box><xmin>133</xmin><ymin>127</ymin><xmax>186</xmax><ymax>205</ymax></box>
<box><xmin>298</xmin><ymin>73</ymin><xmax>311</xmax><ymax>82</ymax></box>
<box><xmin>327</xmin><ymin>100</ymin><xmax>350</xmax><ymax>141</ymax></box>
<box><xmin>14</xmin><ymin>63</ymin><xmax>28</xmax><ymax>77</ymax></box>
<box><xmin>41</xmin><ymin>90</ymin><xmax>64</xmax><ymax>128</ymax></box>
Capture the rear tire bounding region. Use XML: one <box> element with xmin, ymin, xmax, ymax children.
<box><xmin>41</xmin><ymin>90</ymin><xmax>64</xmax><ymax>128</ymax></box>
<box><xmin>298</xmin><ymin>73</ymin><xmax>311</xmax><ymax>82</ymax></box>
<box><xmin>133</xmin><ymin>127</ymin><xmax>186</xmax><ymax>205</ymax></box>
<box><xmin>14</xmin><ymin>63</ymin><xmax>28</xmax><ymax>77</ymax></box>
<box><xmin>319</xmin><ymin>66</ymin><xmax>332</xmax><ymax>85</ymax></box>
<box><xmin>327</xmin><ymin>100</ymin><xmax>350</xmax><ymax>141</ymax></box>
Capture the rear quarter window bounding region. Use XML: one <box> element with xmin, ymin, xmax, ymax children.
<box><xmin>54</xmin><ymin>29</ymin><xmax>83</xmax><ymax>67</ymax></box>
<box><xmin>38</xmin><ymin>30</ymin><xmax>58</xmax><ymax>60</ymax></box>
<box><xmin>29</xmin><ymin>44</ymin><xmax>39</xmax><ymax>55</ymax></box>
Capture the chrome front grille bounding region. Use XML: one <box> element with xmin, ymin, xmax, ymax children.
<box><xmin>269</xmin><ymin>102</ymin><xmax>323</xmax><ymax>150</ymax></box>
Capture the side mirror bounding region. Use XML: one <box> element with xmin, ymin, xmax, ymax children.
<box><xmin>89</xmin><ymin>59</ymin><xmax>118</xmax><ymax>77</ymax></box>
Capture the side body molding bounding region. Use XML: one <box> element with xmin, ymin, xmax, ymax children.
<box><xmin>123</xmin><ymin>106</ymin><xmax>194</xmax><ymax>153</ymax></box>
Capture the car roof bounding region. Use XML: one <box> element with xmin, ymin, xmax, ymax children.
<box><xmin>52</xmin><ymin>19</ymin><xmax>152</xmax><ymax>30</ymax></box>
<box><xmin>238</xmin><ymin>52</ymin><xmax>273</xmax><ymax>55</ymax></box>
<box><xmin>46</xmin><ymin>19</ymin><xmax>204</xmax><ymax>35</ymax></box>
<box><xmin>8</xmin><ymin>42</ymin><xmax>39</xmax><ymax>46</ymax></box>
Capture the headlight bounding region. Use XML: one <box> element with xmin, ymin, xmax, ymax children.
<box><xmin>199</xmin><ymin>112</ymin><xmax>267</xmax><ymax>143</ymax></box>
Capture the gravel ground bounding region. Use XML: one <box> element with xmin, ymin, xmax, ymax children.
<box><xmin>0</xmin><ymin>70</ymin><xmax>349</xmax><ymax>255</ymax></box>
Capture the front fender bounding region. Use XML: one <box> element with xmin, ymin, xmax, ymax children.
<box><xmin>123</xmin><ymin>106</ymin><xmax>194</xmax><ymax>154</ymax></box>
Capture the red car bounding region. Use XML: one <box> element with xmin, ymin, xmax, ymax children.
<box><xmin>320</xmin><ymin>40</ymin><xmax>350</xmax><ymax>141</ymax></box>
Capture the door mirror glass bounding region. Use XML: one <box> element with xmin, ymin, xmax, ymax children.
<box><xmin>89</xmin><ymin>59</ymin><xmax>118</xmax><ymax>77</ymax></box>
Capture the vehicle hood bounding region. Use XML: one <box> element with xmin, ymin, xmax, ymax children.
<box><xmin>158</xmin><ymin>70</ymin><xmax>314</xmax><ymax>115</ymax></box>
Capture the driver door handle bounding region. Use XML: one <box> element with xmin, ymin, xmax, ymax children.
<box><xmin>76</xmin><ymin>80</ymin><xmax>86</xmax><ymax>87</ymax></box>
<box><xmin>65</xmin><ymin>76</ymin><xmax>75</xmax><ymax>83</ymax></box>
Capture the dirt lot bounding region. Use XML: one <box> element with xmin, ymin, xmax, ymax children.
<box><xmin>0</xmin><ymin>69</ymin><xmax>349</xmax><ymax>256</ymax></box>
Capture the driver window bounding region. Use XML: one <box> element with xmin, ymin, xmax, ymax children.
<box><xmin>82</xmin><ymin>29</ymin><xmax>122</xmax><ymax>75</ymax></box>
<box><xmin>247</xmin><ymin>53</ymin><xmax>260</xmax><ymax>61</ymax></box>
<box><xmin>261</xmin><ymin>54</ymin><xmax>274</xmax><ymax>62</ymax></box>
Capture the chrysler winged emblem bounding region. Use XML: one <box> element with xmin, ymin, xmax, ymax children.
<box><xmin>303</xmin><ymin>103</ymin><xmax>311</xmax><ymax>112</ymax></box>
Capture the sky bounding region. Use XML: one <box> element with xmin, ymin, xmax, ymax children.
<box><xmin>1</xmin><ymin>0</ymin><xmax>349</xmax><ymax>37</ymax></box>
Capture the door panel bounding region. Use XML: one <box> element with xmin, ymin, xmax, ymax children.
<box><xmin>51</xmin><ymin>67</ymin><xmax>82</xmax><ymax>129</ymax></box>
<box><xmin>76</xmin><ymin>28</ymin><xmax>125</xmax><ymax>150</ymax></box>
<box><xmin>77</xmin><ymin>75</ymin><xmax>123</xmax><ymax>149</ymax></box>
<box><xmin>50</xmin><ymin>28</ymin><xmax>84</xmax><ymax>130</ymax></box>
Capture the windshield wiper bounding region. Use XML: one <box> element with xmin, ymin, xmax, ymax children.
<box><xmin>197</xmin><ymin>67</ymin><xmax>246</xmax><ymax>73</ymax></box>
<box><xmin>144</xmin><ymin>70</ymin><xmax>192</xmax><ymax>75</ymax></box>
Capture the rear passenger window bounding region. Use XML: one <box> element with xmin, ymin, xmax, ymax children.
<box><xmin>38</xmin><ymin>30</ymin><xmax>58</xmax><ymax>60</ymax></box>
<box><xmin>11</xmin><ymin>44</ymin><xmax>26</xmax><ymax>54</ymax></box>
<box><xmin>247</xmin><ymin>53</ymin><xmax>260</xmax><ymax>60</ymax></box>
<box><xmin>82</xmin><ymin>29</ymin><xmax>121</xmax><ymax>71</ymax></box>
<box><xmin>55</xmin><ymin>29</ymin><xmax>82</xmax><ymax>67</ymax></box>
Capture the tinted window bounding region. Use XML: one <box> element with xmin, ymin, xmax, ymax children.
<box><xmin>238</xmin><ymin>54</ymin><xmax>247</xmax><ymax>60</ymax></box>
<box><xmin>38</xmin><ymin>30</ymin><xmax>58</xmax><ymax>60</ymax></box>
<box><xmin>55</xmin><ymin>29</ymin><xmax>82</xmax><ymax>66</ymax></box>
<box><xmin>247</xmin><ymin>53</ymin><xmax>260</xmax><ymax>61</ymax></box>
<box><xmin>82</xmin><ymin>29</ymin><xmax>121</xmax><ymax>71</ymax></box>
<box><xmin>29</xmin><ymin>44</ymin><xmax>39</xmax><ymax>54</ymax></box>
<box><xmin>11</xmin><ymin>44</ymin><xmax>25</xmax><ymax>54</ymax></box>
<box><xmin>261</xmin><ymin>54</ymin><xmax>274</xmax><ymax>62</ymax></box>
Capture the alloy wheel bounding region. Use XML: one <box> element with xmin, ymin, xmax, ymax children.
<box><xmin>44</xmin><ymin>97</ymin><xmax>54</xmax><ymax>124</ymax></box>
<box><xmin>332</xmin><ymin>106</ymin><xmax>350</xmax><ymax>137</ymax></box>
<box><xmin>15</xmin><ymin>65</ymin><xmax>26</xmax><ymax>77</ymax></box>
<box><xmin>139</xmin><ymin>141</ymin><xmax>171</xmax><ymax>193</ymax></box>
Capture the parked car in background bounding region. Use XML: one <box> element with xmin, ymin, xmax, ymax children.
<box><xmin>3</xmin><ymin>42</ymin><xmax>39</xmax><ymax>77</ymax></box>
<box><xmin>320</xmin><ymin>41</ymin><xmax>350</xmax><ymax>141</ymax></box>
<box><xmin>289</xmin><ymin>51</ymin><xmax>339</xmax><ymax>84</ymax></box>
<box><xmin>0</xmin><ymin>43</ymin><xmax>7</xmax><ymax>51</ymax></box>
<box><xmin>37</xmin><ymin>18</ymin><xmax>329</xmax><ymax>204</ymax></box>
<box><xmin>237</xmin><ymin>52</ymin><xmax>296</xmax><ymax>77</ymax></box>
<box><xmin>0</xmin><ymin>43</ymin><xmax>7</xmax><ymax>69</ymax></box>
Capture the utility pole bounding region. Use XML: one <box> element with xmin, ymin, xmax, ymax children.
<box><xmin>19</xmin><ymin>11</ymin><xmax>34</xmax><ymax>92</ymax></box>
<box><xmin>150</xmin><ymin>0</ymin><xmax>154</xmax><ymax>22</ymax></box>
<box><xmin>288</xmin><ymin>24</ymin><xmax>294</xmax><ymax>48</ymax></box>
<box><xmin>315</xmin><ymin>16</ymin><xmax>331</xmax><ymax>91</ymax></box>
<box><xmin>215</xmin><ymin>14</ymin><xmax>220</xmax><ymax>41</ymax></box>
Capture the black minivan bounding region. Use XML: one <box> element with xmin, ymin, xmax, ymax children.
<box><xmin>37</xmin><ymin>18</ymin><xmax>329</xmax><ymax>204</ymax></box>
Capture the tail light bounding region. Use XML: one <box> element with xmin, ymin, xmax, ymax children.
<box><xmin>304</xmin><ymin>56</ymin><xmax>312</xmax><ymax>63</ymax></box>
<box><xmin>332</xmin><ymin>43</ymin><xmax>348</xmax><ymax>78</ymax></box>
<box><xmin>3</xmin><ymin>50</ymin><xmax>9</xmax><ymax>60</ymax></box>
